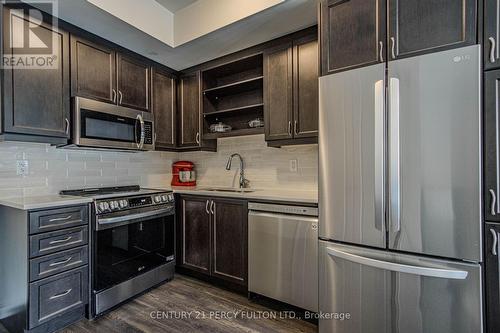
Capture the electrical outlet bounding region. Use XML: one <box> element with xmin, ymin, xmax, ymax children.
<box><xmin>16</xmin><ymin>160</ymin><xmax>29</xmax><ymax>176</ymax></box>
<box><xmin>289</xmin><ymin>159</ymin><xmax>298</xmax><ymax>173</ymax></box>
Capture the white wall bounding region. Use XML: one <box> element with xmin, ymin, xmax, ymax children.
<box><xmin>0</xmin><ymin>135</ymin><xmax>318</xmax><ymax>199</ymax></box>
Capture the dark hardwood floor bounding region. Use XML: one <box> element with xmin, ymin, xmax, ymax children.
<box><xmin>63</xmin><ymin>275</ymin><xmax>317</xmax><ymax>333</ymax></box>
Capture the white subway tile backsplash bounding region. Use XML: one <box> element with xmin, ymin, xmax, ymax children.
<box><xmin>0</xmin><ymin>135</ymin><xmax>317</xmax><ymax>199</ymax></box>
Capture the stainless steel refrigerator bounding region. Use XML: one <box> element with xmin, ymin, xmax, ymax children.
<box><xmin>318</xmin><ymin>45</ymin><xmax>483</xmax><ymax>333</ymax></box>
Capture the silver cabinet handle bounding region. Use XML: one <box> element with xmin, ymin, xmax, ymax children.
<box><xmin>49</xmin><ymin>257</ymin><xmax>73</xmax><ymax>267</ymax></box>
<box><xmin>118</xmin><ymin>91</ymin><xmax>123</xmax><ymax>105</ymax></box>
<box><xmin>491</xmin><ymin>229</ymin><xmax>498</xmax><ymax>256</ymax></box>
<box><xmin>374</xmin><ymin>79</ymin><xmax>385</xmax><ymax>232</ymax></box>
<box><xmin>195</xmin><ymin>132</ymin><xmax>200</xmax><ymax>144</ymax></box>
<box><xmin>49</xmin><ymin>215</ymin><xmax>73</xmax><ymax>223</ymax></box>
<box><xmin>379</xmin><ymin>41</ymin><xmax>384</xmax><ymax>62</ymax></box>
<box><xmin>49</xmin><ymin>289</ymin><xmax>72</xmax><ymax>300</ymax></box>
<box><xmin>112</xmin><ymin>89</ymin><xmax>117</xmax><ymax>103</ymax></box>
<box><xmin>288</xmin><ymin>121</ymin><xmax>292</xmax><ymax>136</ymax></box>
<box><xmin>65</xmin><ymin>118</ymin><xmax>70</xmax><ymax>135</ymax></box>
<box><xmin>489</xmin><ymin>37</ymin><xmax>496</xmax><ymax>63</ymax></box>
<box><xmin>294</xmin><ymin>120</ymin><xmax>298</xmax><ymax>136</ymax></box>
<box><xmin>210</xmin><ymin>200</ymin><xmax>215</xmax><ymax>215</ymax></box>
<box><xmin>326</xmin><ymin>247</ymin><xmax>468</xmax><ymax>280</ymax></box>
<box><xmin>389</xmin><ymin>77</ymin><xmax>401</xmax><ymax>233</ymax></box>
<box><xmin>390</xmin><ymin>37</ymin><xmax>396</xmax><ymax>59</ymax></box>
<box><xmin>490</xmin><ymin>189</ymin><xmax>497</xmax><ymax>216</ymax></box>
<box><xmin>205</xmin><ymin>200</ymin><xmax>210</xmax><ymax>214</ymax></box>
<box><xmin>49</xmin><ymin>236</ymin><xmax>72</xmax><ymax>245</ymax></box>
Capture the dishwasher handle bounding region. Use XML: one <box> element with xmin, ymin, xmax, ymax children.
<box><xmin>249</xmin><ymin>210</ymin><xmax>319</xmax><ymax>223</ymax></box>
<box><xmin>248</xmin><ymin>202</ymin><xmax>318</xmax><ymax>217</ymax></box>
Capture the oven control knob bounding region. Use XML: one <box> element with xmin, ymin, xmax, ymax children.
<box><xmin>167</xmin><ymin>194</ymin><xmax>174</xmax><ymax>202</ymax></box>
<box><xmin>161</xmin><ymin>195</ymin><xmax>168</xmax><ymax>202</ymax></box>
<box><xmin>103</xmin><ymin>202</ymin><xmax>110</xmax><ymax>211</ymax></box>
<box><xmin>154</xmin><ymin>195</ymin><xmax>161</xmax><ymax>203</ymax></box>
<box><xmin>119</xmin><ymin>200</ymin><xmax>127</xmax><ymax>208</ymax></box>
<box><xmin>112</xmin><ymin>201</ymin><xmax>120</xmax><ymax>210</ymax></box>
<box><xmin>97</xmin><ymin>202</ymin><xmax>105</xmax><ymax>212</ymax></box>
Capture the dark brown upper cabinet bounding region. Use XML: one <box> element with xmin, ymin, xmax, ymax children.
<box><xmin>116</xmin><ymin>54</ymin><xmax>150</xmax><ymax>111</ymax></box>
<box><xmin>485</xmin><ymin>69</ymin><xmax>500</xmax><ymax>223</ymax></box>
<box><xmin>319</xmin><ymin>0</ymin><xmax>386</xmax><ymax>75</ymax></box>
<box><xmin>177</xmin><ymin>72</ymin><xmax>202</xmax><ymax>148</ymax></box>
<box><xmin>2</xmin><ymin>6</ymin><xmax>70</xmax><ymax>143</ymax></box>
<box><xmin>70</xmin><ymin>37</ymin><xmax>151</xmax><ymax>112</ymax></box>
<box><xmin>388</xmin><ymin>0</ymin><xmax>476</xmax><ymax>60</ymax></box>
<box><xmin>152</xmin><ymin>68</ymin><xmax>176</xmax><ymax>149</ymax></box>
<box><xmin>70</xmin><ymin>36</ymin><xmax>116</xmax><ymax>104</ymax></box>
<box><xmin>485</xmin><ymin>0</ymin><xmax>500</xmax><ymax>70</ymax></box>
<box><xmin>264</xmin><ymin>34</ymin><xmax>318</xmax><ymax>145</ymax></box>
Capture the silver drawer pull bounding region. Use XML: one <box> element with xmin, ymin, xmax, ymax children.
<box><xmin>490</xmin><ymin>37</ymin><xmax>496</xmax><ymax>63</ymax></box>
<box><xmin>49</xmin><ymin>257</ymin><xmax>73</xmax><ymax>267</ymax></box>
<box><xmin>49</xmin><ymin>236</ymin><xmax>72</xmax><ymax>245</ymax></box>
<box><xmin>49</xmin><ymin>215</ymin><xmax>73</xmax><ymax>223</ymax></box>
<box><xmin>491</xmin><ymin>229</ymin><xmax>498</xmax><ymax>256</ymax></box>
<box><xmin>49</xmin><ymin>289</ymin><xmax>72</xmax><ymax>300</ymax></box>
<box><xmin>490</xmin><ymin>189</ymin><xmax>497</xmax><ymax>216</ymax></box>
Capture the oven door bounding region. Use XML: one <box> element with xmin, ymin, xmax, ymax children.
<box><xmin>93</xmin><ymin>213</ymin><xmax>175</xmax><ymax>293</ymax></box>
<box><xmin>73</xmin><ymin>97</ymin><xmax>154</xmax><ymax>151</ymax></box>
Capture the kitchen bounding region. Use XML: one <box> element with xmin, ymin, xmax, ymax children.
<box><xmin>0</xmin><ymin>0</ymin><xmax>495</xmax><ymax>332</ymax></box>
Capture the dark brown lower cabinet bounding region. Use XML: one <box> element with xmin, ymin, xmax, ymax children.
<box><xmin>486</xmin><ymin>223</ymin><xmax>500</xmax><ymax>333</ymax></box>
<box><xmin>177</xmin><ymin>195</ymin><xmax>248</xmax><ymax>288</ymax></box>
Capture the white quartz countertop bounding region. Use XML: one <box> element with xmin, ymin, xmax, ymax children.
<box><xmin>0</xmin><ymin>195</ymin><xmax>93</xmax><ymax>210</ymax></box>
<box><xmin>168</xmin><ymin>186</ymin><xmax>318</xmax><ymax>204</ymax></box>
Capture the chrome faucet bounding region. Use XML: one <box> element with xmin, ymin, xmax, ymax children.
<box><xmin>225</xmin><ymin>153</ymin><xmax>249</xmax><ymax>189</ymax></box>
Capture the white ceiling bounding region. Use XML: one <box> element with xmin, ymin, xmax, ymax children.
<box><xmin>154</xmin><ymin>0</ymin><xmax>198</xmax><ymax>13</ymax></box>
<box><xmin>28</xmin><ymin>0</ymin><xmax>317</xmax><ymax>70</ymax></box>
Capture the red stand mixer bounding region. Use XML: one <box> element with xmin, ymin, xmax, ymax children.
<box><xmin>171</xmin><ymin>161</ymin><xmax>196</xmax><ymax>186</ymax></box>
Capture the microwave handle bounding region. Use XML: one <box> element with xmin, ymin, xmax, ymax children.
<box><xmin>136</xmin><ymin>114</ymin><xmax>145</xmax><ymax>149</ymax></box>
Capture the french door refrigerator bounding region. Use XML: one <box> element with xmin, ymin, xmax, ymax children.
<box><xmin>318</xmin><ymin>45</ymin><xmax>482</xmax><ymax>333</ymax></box>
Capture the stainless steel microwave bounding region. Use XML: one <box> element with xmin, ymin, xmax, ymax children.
<box><xmin>67</xmin><ymin>97</ymin><xmax>154</xmax><ymax>151</ymax></box>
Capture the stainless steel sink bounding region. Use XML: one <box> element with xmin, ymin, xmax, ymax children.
<box><xmin>199</xmin><ymin>187</ymin><xmax>255</xmax><ymax>193</ymax></box>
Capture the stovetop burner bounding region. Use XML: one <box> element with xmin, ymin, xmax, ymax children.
<box><xmin>61</xmin><ymin>185</ymin><xmax>142</xmax><ymax>197</ymax></box>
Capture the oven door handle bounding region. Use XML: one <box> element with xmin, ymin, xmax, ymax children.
<box><xmin>97</xmin><ymin>207</ymin><xmax>174</xmax><ymax>227</ymax></box>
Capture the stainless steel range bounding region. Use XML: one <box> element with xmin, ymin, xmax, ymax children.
<box><xmin>61</xmin><ymin>186</ymin><xmax>175</xmax><ymax>317</ymax></box>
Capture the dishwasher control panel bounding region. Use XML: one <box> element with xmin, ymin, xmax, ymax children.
<box><xmin>248</xmin><ymin>202</ymin><xmax>318</xmax><ymax>216</ymax></box>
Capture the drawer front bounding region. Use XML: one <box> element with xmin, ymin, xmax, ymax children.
<box><xmin>29</xmin><ymin>266</ymin><xmax>88</xmax><ymax>329</ymax></box>
<box><xmin>29</xmin><ymin>246</ymin><xmax>88</xmax><ymax>282</ymax></box>
<box><xmin>29</xmin><ymin>205</ymin><xmax>88</xmax><ymax>234</ymax></box>
<box><xmin>30</xmin><ymin>226</ymin><xmax>88</xmax><ymax>258</ymax></box>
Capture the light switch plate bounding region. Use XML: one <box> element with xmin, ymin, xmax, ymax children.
<box><xmin>289</xmin><ymin>159</ymin><xmax>298</xmax><ymax>173</ymax></box>
<box><xmin>16</xmin><ymin>160</ymin><xmax>29</xmax><ymax>176</ymax></box>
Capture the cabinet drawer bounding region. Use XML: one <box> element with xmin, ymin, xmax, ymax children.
<box><xmin>29</xmin><ymin>205</ymin><xmax>88</xmax><ymax>234</ymax></box>
<box><xmin>29</xmin><ymin>246</ymin><xmax>88</xmax><ymax>282</ymax></box>
<box><xmin>29</xmin><ymin>266</ymin><xmax>88</xmax><ymax>329</ymax></box>
<box><xmin>29</xmin><ymin>226</ymin><xmax>88</xmax><ymax>258</ymax></box>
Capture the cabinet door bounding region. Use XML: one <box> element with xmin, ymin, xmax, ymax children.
<box><xmin>293</xmin><ymin>35</ymin><xmax>319</xmax><ymax>139</ymax></box>
<box><xmin>319</xmin><ymin>0</ymin><xmax>385</xmax><ymax>75</ymax></box>
<box><xmin>178</xmin><ymin>72</ymin><xmax>201</xmax><ymax>148</ymax></box>
<box><xmin>2</xmin><ymin>7</ymin><xmax>70</xmax><ymax>139</ymax></box>
<box><xmin>211</xmin><ymin>198</ymin><xmax>247</xmax><ymax>286</ymax></box>
<box><xmin>116</xmin><ymin>54</ymin><xmax>150</xmax><ymax>111</ymax></box>
<box><xmin>152</xmin><ymin>68</ymin><xmax>176</xmax><ymax>149</ymax></box>
<box><xmin>71</xmin><ymin>36</ymin><xmax>116</xmax><ymax>104</ymax></box>
<box><xmin>485</xmin><ymin>70</ymin><xmax>500</xmax><ymax>222</ymax></box>
<box><xmin>485</xmin><ymin>223</ymin><xmax>500</xmax><ymax>333</ymax></box>
<box><xmin>264</xmin><ymin>42</ymin><xmax>293</xmax><ymax>141</ymax></box>
<box><xmin>179</xmin><ymin>196</ymin><xmax>211</xmax><ymax>274</ymax></box>
<box><xmin>388</xmin><ymin>0</ymin><xmax>476</xmax><ymax>60</ymax></box>
<box><xmin>485</xmin><ymin>0</ymin><xmax>500</xmax><ymax>70</ymax></box>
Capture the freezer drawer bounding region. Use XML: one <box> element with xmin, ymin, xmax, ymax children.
<box><xmin>319</xmin><ymin>241</ymin><xmax>482</xmax><ymax>333</ymax></box>
<box><xmin>248</xmin><ymin>209</ymin><xmax>318</xmax><ymax>312</ymax></box>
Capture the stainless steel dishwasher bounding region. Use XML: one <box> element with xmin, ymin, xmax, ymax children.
<box><xmin>248</xmin><ymin>202</ymin><xmax>318</xmax><ymax>312</ymax></box>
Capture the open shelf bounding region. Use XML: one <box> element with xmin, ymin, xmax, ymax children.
<box><xmin>203</xmin><ymin>76</ymin><xmax>263</xmax><ymax>97</ymax></box>
<box><xmin>203</xmin><ymin>103</ymin><xmax>264</xmax><ymax>116</ymax></box>
<box><xmin>204</xmin><ymin>127</ymin><xmax>264</xmax><ymax>139</ymax></box>
<box><xmin>203</xmin><ymin>54</ymin><xmax>263</xmax><ymax>90</ymax></box>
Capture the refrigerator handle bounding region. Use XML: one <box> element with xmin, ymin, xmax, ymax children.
<box><xmin>374</xmin><ymin>80</ymin><xmax>385</xmax><ymax>231</ymax></box>
<box><xmin>326</xmin><ymin>247</ymin><xmax>468</xmax><ymax>280</ymax></box>
<box><xmin>389</xmin><ymin>77</ymin><xmax>401</xmax><ymax>233</ymax></box>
